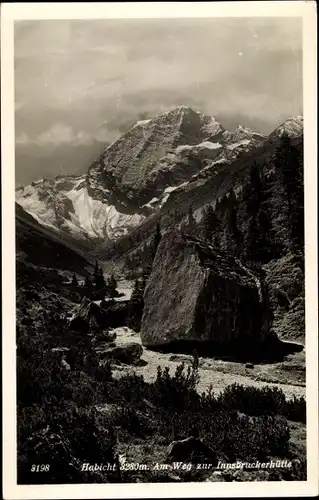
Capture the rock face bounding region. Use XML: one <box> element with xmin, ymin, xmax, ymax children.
<box><xmin>141</xmin><ymin>231</ymin><xmax>272</xmax><ymax>355</ymax></box>
<box><xmin>89</xmin><ymin>106</ymin><xmax>226</xmax><ymax>206</ymax></box>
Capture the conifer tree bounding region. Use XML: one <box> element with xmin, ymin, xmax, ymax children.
<box><xmin>202</xmin><ymin>204</ymin><xmax>220</xmax><ymax>243</ymax></box>
<box><xmin>127</xmin><ymin>278</ymin><xmax>145</xmax><ymax>331</ymax></box>
<box><xmin>227</xmin><ymin>188</ymin><xmax>237</xmax><ymax>208</ymax></box>
<box><xmin>215</xmin><ymin>197</ymin><xmax>221</xmax><ymax>214</ymax></box>
<box><xmin>244</xmin><ymin>197</ymin><xmax>278</xmax><ymax>264</ymax></box>
<box><xmin>83</xmin><ymin>275</ymin><xmax>93</xmax><ymax>298</ymax></box>
<box><xmin>222</xmin><ymin>201</ymin><xmax>241</xmax><ymax>258</ymax></box>
<box><xmin>93</xmin><ymin>261</ymin><xmax>106</xmax><ymax>295</ymax></box>
<box><xmin>213</xmin><ymin>236</ymin><xmax>221</xmax><ymax>250</ymax></box>
<box><xmin>107</xmin><ymin>274</ymin><xmax>118</xmax><ymax>298</ymax></box>
<box><xmin>219</xmin><ymin>193</ymin><xmax>229</xmax><ymax>215</ymax></box>
<box><xmin>245</xmin><ymin>215</ymin><xmax>263</xmax><ymax>263</ymax></box>
<box><xmin>71</xmin><ymin>273</ymin><xmax>78</xmax><ymax>289</ymax></box>
<box><xmin>94</xmin><ymin>260</ymin><xmax>99</xmax><ymax>280</ymax></box>
<box><xmin>241</xmin><ymin>163</ymin><xmax>262</xmax><ymax>217</ymax></box>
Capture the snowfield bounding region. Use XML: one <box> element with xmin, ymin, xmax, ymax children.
<box><xmin>16</xmin><ymin>180</ymin><xmax>145</xmax><ymax>241</ymax></box>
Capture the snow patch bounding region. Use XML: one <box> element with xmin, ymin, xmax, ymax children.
<box><xmin>16</xmin><ymin>188</ymin><xmax>57</xmax><ymax>230</ymax></box>
<box><xmin>67</xmin><ymin>186</ymin><xmax>144</xmax><ymax>239</ymax></box>
<box><xmin>197</xmin><ymin>141</ymin><xmax>222</xmax><ymax>149</ymax></box>
<box><xmin>227</xmin><ymin>139</ymin><xmax>251</xmax><ymax>150</ymax></box>
<box><xmin>175</xmin><ymin>142</ymin><xmax>222</xmax><ymax>154</ymax></box>
<box><xmin>141</xmin><ymin>197</ymin><xmax>160</xmax><ymax>209</ymax></box>
<box><xmin>141</xmin><ymin>182</ymin><xmax>189</xmax><ymax>210</ymax></box>
<box><xmin>159</xmin><ymin>182</ymin><xmax>189</xmax><ymax>206</ymax></box>
<box><xmin>135</xmin><ymin>119</ymin><xmax>151</xmax><ymax>126</ymax></box>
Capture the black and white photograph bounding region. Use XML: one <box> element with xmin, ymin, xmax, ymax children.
<box><xmin>2</xmin><ymin>2</ymin><xmax>318</xmax><ymax>498</ymax></box>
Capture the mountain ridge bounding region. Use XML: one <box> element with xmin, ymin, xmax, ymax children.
<box><xmin>16</xmin><ymin>107</ymin><xmax>302</xmax><ymax>249</ymax></box>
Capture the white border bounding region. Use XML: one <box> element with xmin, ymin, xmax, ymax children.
<box><xmin>1</xmin><ymin>2</ymin><xmax>318</xmax><ymax>498</ymax></box>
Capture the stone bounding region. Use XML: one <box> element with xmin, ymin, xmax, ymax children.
<box><xmin>205</xmin><ymin>471</ymin><xmax>226</xmax><ymax>482</ymax></box>
<box><xmin>94</xmin><ymin>330</ymin><xmax>117</xmax><ymax>343</ymax></box>
<box><xmin>99</xmin><ymin>342</ymin><xmax>143</xmax><ymax>365</ymax></box>
<box><xmin>101</xmin><ymin>301</ymin><xmax>129</xmax><ymax>328</ymax></box>
<box><xmin>245</xmin><ymin>363</ymin><xmax>254</xmax><ymax>369</ymax></box>
<box><xmin>61</xmin><ymin>358</ymin><xmax>71</xmax><ymax>371</ymax></box>
<box><xmin>167</xmin><ymin>436</ymin><xmax>218</xmax><ymax>464</ymax></box>
<box><xmin>141</xmin><ymin>231</ymin><xmax>272</xmax><ymax>356</ymax></box>
<box><xmin>69</xmin><ymin>298</ymin><xmax>128</xmax><ymax>333</ymax></box>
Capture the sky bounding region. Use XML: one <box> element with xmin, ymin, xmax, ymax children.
<box><xmin>15</xmin><ymin>17</ymin><xmax>302</xmax><ymax>186</ymax></box>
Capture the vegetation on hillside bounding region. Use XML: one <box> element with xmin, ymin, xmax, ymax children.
<box><xmin>17</xmin><ymin>285</ymin><xmax>306</xmax><ymax>484</ymax></box>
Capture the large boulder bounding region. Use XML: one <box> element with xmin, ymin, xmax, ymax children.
<box><xmin>141</xmin><ymin>231</ymin><xmax>272</xmax><ymax>357</ymax></box>
<box><xmin>69</xmin><ymin>298</ymin><xmax>128</xmax><ymax>332</ymax></box>
<box><xmin>69</xmin><ymin>299</ymin><xmax>106</xmax><ymax>332</ymax></box>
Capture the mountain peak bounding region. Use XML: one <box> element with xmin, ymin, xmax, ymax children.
<box><xmin>130</xmin><ymin>105</ymin><xmax>224</xmax><ymax>142</ymax></box>
<box><xmin>270</xmin><ymin>115</ymin><xmax>303</xmax><ymax>140</ymax></box>
<box><xmin>235</xmin><ymin>124</ymin><xmax>266</xmax><ymax>140</ymax></box>
<box><xmin>175</xmin><ymin>104</ymin><xmax>193</xmax><ymax>111</ymax></box>
<box><xmin>236</xmin><ymin>124</ymin><xmax>253</xmax><ymax>133</ymax></box>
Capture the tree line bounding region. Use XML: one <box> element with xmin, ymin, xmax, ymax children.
<box><xmin>70</xmin><ymin>261</ymin><xmax>118</xmax><ymax>301</ymax></box>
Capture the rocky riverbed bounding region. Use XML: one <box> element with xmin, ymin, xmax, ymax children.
<box><xmin>110</xmin><ymin>327</ymin><xmax>305</xmax><ymax>400</ymax></box>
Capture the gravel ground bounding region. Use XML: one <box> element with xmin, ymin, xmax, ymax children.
<box><xmin>110</xmin><ymin>327</ymin><xmax>306</xmax><ymax>400</ymax></box>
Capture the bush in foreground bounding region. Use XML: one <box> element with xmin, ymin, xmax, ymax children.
<box><xmin>17</xmin><ymin>324</ymin><xmax>306</xmax><ymax>483</ymax></box>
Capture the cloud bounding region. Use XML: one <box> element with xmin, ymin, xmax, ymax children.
<box><xmin>14</xmin><ymin>18</ymin><xmax>302</xmax><ymax>184</ymax></box>
<box><xmin>36</xmin><ymin>124</ymin><xmax>74</xmax><ymax>145</ymax></box>
<box><xmin>16</xmin><ymin>123</ymin><xmax>110</xmax><ymax>147</ymax></box>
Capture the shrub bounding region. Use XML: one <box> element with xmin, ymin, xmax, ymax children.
<box><xmin>284</xmin><ymin>395</ymin><xmax>306</xmax><ymax>423</ymax></box>
<box><xmin>216</xmin><ymin>383</ymin><xmax>306</xmax><ymax>423</ymax></box>
<box><xmin>17</xmin><ymin>333</ymin><xmax>65</xmax><ymax>407</ymax></box>
<box><xmin>156</xmin><ymin>408</ymin><xmax>290</xmax><ymax>462</ymax></box>
<box><xmin>152</xmin><ymin>359</ymin><xmax>200</xmax><ymax>410</ymax></box>
<box><xmin>18</xmin><ymin>407</ymin><xmax>118</xmax><ymax>484</ymax></box>
<box><xmin>218</xmin><ymin>383</ymin><xmax>286</xmax><ymax>416</ymax></box>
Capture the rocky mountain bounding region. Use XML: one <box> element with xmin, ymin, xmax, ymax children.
<box><xmin>16</xmin><ymin>106</ymin><xmax>266</xmax><ymax>243</ymax></box>
<box><xmin>97</xmin><ymin>114</ymin><xmax>302</xmax><ymax>266</ymax></box>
